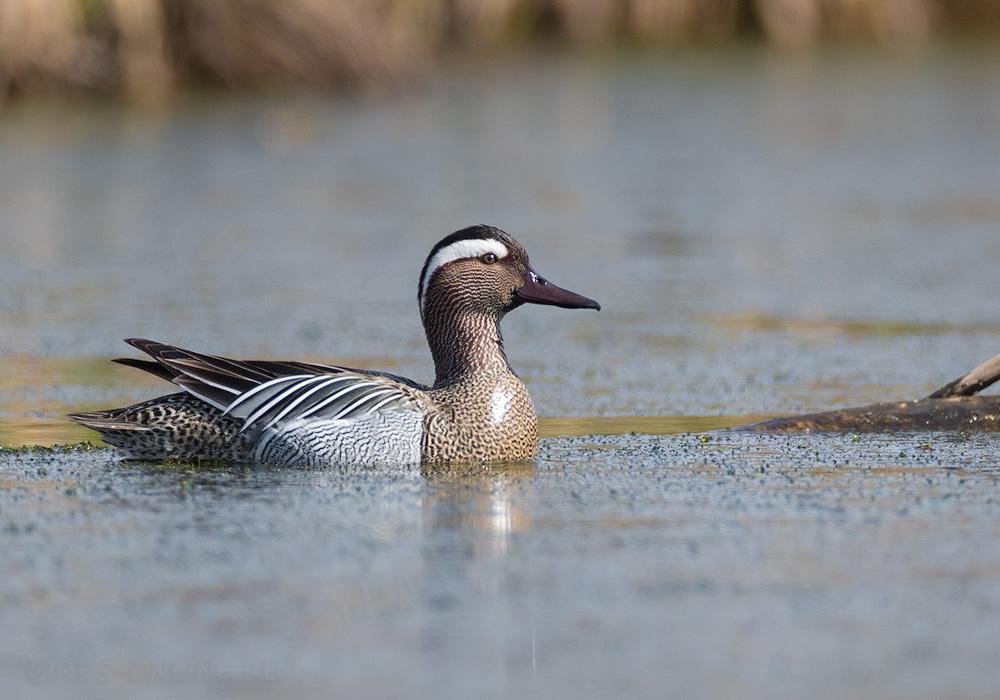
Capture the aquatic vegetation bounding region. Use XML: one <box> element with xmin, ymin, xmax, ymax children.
<box><xmin>0</xmin><ymin>441</ymin><xmax>100</xmax><ymax>456</ymax></box>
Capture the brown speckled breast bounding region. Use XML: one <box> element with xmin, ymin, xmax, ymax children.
<box><xmin>420</xmin><ymin>371</ymin><xmax>538</xmax><ymax>462</ymax></box>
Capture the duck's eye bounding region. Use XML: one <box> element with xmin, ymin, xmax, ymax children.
<box><xmin>479</xmin><ymin>252</ymin><xmax>498</xmax><ymax>264</ymax></box>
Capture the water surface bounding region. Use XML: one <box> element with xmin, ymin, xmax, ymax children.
<box><xmin>2</xmin><ymin>45</ymin><xmax>1000</xmax><ymax>698</ymax></box>
<box><xmin>3</xmin><ymin>433</ymin><xmax>999</xmax><ymax>700</ymax></box>
<box><xmin>4</xmin><ymin>45</ymin><xmax>1000</xmax><ymax>439</ymax></box>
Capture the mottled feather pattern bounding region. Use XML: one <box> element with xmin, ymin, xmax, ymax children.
<box><xmin>254</xmin><ymin>410</ymin><xmax>424</xmax><ymax>467</ymax></box>
<box><xmin>69</xmin><ymin>225</ymin><xmax>599</xmax><ymax>467</ymax></box>
<box><xmin>69</xmin><ymin>393</ymin><xmax>254</xmax><ymax>462</ymax></box>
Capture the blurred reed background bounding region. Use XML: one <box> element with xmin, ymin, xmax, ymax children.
<box><xmin>1</xmin><ymin>0</ymin><xmax>999</xmax><ymax>106</ymax></box>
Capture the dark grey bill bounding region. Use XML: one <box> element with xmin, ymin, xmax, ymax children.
<box><xmin>513</xmin><ymin>271</ymin><xmax>601</xmax><ymax>311</ymax></box>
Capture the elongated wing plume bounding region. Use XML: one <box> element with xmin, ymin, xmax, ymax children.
<box><xmin>224</xmin><ymin>373</ymin><xmax>421</xmax><ymax>433</ymax></box>
<box><xmin>114</xmin><ymin>339</ymin><xmax>425</xmax><ymax>432</ymax></box>
<box><xmin>115</xmin><ymin>338</ymin><xmax>348</xmax><ymax>410</ymax></box>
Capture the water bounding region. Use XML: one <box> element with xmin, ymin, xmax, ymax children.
<box><xmin>2</xmin><ymin>45</ymin><xmax>1000</xmax><ymax>698</ymax></box>
<box><xmin>4</xmin><ymin>434</ymin><xmax>999</xmax><ymax>700</ymax></box>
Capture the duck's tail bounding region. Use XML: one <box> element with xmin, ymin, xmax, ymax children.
<box><xmin>68</xmin><ymin>392</ymin><xmax>252</xmax><ymax>462</ymax></box>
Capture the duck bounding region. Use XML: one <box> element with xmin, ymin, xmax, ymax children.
<box><xmin>69</xmin><ymin>225</ymin><xmax>600</xmax><ymax>467</ymax></box>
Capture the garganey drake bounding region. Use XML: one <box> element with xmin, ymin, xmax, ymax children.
<box><xmin>69</xmin><ymin>225</ymin><xmax>600</xmax><ymax>466</ymax></box>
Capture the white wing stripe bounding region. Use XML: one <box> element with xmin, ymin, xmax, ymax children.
<box><xmin>292</xmin><ymin>381</ymin><xmax>382</xmax><ymax>421</ymax></box>
<box><xmin>222</xmin><ymin>371</ymin><xmax>417</xmax><ymax>432</ymax></box>
<box><xmin>337</xmin><ymin>388</ymin><xmax>397</xmax><ymax>418</ymax></box>
<box><xmin>225</xmin><ymin>374</ymin><xmax>316</xmax><ymax>415</ymax></box>
<box><xmin>258</xmin><ymin>376</ymin><xmax>357</xmax><ymax>433</ymax></box>
<box><xmin>361</xmin><ymin>392</ymin><xmax>405</xmax><ymax>416</ymax></box>
<box><xmin>182</xmin><ymin>371</ymin><xmax>243</xmax><ymax>396</ymax></box>
<box><xmin>228</xmin><ymin>374</ymin><xmax>357</xmax><ymax>417</ymax></box>
<box><xmin>241</xmin><ymin>376</ymin><xmax>334</xmax><ymax>427</ymax></box>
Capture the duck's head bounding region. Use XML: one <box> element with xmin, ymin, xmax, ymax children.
<box><xmin>417</xmin><ymin>225</ymin><xmax>601</xmax><ymax>323</ymax></box>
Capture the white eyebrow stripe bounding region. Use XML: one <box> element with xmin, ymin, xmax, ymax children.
<box><xmin>419</xmin><ymin>238</ymin><xmax>509</xmax><ymax>306</ymax></box>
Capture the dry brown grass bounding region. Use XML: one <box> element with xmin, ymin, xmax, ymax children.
<box><xmin>1</xmin><ymin>0</ymin><xmax>999</xmax><ymax>103</ymax></box>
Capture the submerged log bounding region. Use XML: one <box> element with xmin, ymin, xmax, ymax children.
<box><xmin>736</xmin><ymin>396</ymin><xmax>1000</xmax><ymax>433</ymax></box>
<box><xmin>736</xmin><ymin>352</ymin><xmax>1000</xmax><ymax>433</ymax></box>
